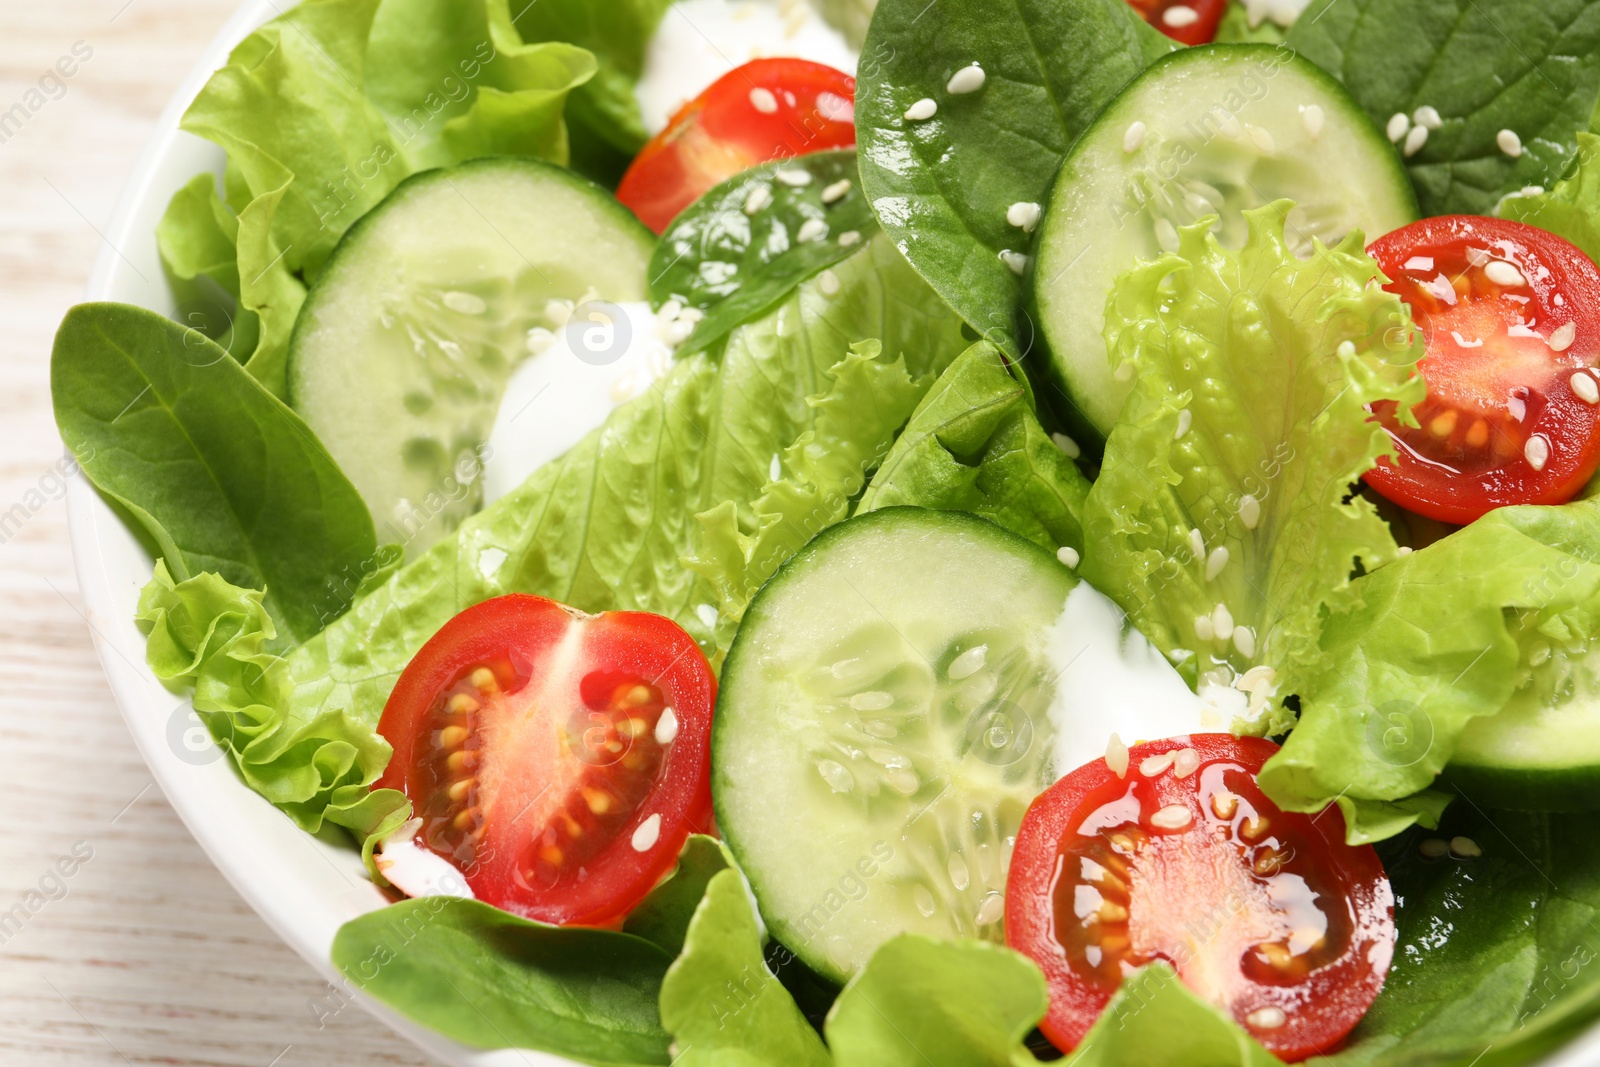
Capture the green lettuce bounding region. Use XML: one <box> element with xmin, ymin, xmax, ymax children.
<box><xmin>158</xmin><ymin>0</ymin><xmax>594</xmax><ymax>394</ymax></box>
<box><xmin>1079</xmin><ymin>203</ymin><xmax>1423</xmax><ymax>726</ymax></box>
<box><xmin>1502</xmin><ymin>131</ymin><xmax>1600</xmax><ymax>261</ymax></box>
<box><xmin>1258</xmin><ymin>495</ymin><xmax>1600</xmax><ymax>836</ymax></box>
<box><xmin>859</xmin><ymin>340</ymin><xmax>1091</xmax><ymax>554</ymax></box>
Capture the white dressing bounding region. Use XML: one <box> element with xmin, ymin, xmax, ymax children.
<box><xmin>374</xmin><ymin>819</ymin><xmax>474</xmax><ymax>899</ymax></box>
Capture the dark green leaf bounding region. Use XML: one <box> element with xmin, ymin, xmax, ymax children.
<box><xmin>855</xmin><ymin>0</ymin><xmax>1172</xmax><ymax>357</ymax></box>
<box><xmin>623</xmin><ymin>834</ymin><xmax>732</xmax><ymax>956</ymax></box>
<box><xmin>859</xmin><ymin>340</ymin><xmax>1089</xmax><ymax>553</ymax></box>
<box><xmin>1287</xmin><ymin>0</ymin><xmax>1600</xmax><ymax>216</ymax></box>
<box><xmin>650</xmin><ymin>151</ymin><xmax>879</xmax><ymax>354</ymax></box>
<box><xmin>52</xmin><ymin>302</ymin><xmax>378</xmax><ymax>644</ymax></box>
<box><xmin>332</xmin><ymin>897</ymin><xmax>673</xmax><ymax>1063</ymax></box>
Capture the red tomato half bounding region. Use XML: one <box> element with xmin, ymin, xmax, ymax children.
<box><xmin>1125</xmin><ymin>0</ymin><xmax>1226</xmax><ymax>45</ymax></box>
<box><xmin>1006</xmin><ymin>735</ymin><xmax>1393</xmax><ymax>1062</ymax></box>
<box><xmin>1364</xmin><ymin>215</ymin><xmax>1600</xmax><ymax>524</ymax></box>
<box><xmin>616</xmin><ymin>58</ymin><xmax>857</xmax><ymax>233</ymax></box>
<box><xmin>376</xmin><ymin>595</ymin><xmax>715</xmax><ymax>927</ymax></box>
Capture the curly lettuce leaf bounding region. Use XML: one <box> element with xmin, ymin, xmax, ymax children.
<box><xmin>1079</xmin><ymin>203</ymin><xmax>1423</xmax><ymax>726</ymax></box>
<box><xmin>661</xmin><ymin>870</ymin><xmax>831</xmax><ymax>1067</ymax></box>
<box><xmin>165</xmin><ymin>0</ymin><xmax>594</xmax><ymax>392</ymax></box>
<box><xmin>278</xmin><ymin>236</ymin><xmax>964</xmax><ymax>793</ymax></box>
<box><xmin>859</xmin><ymin>340</ymin><xmax>1091</xmax><ymax>553</ymax></box>
<box><xmin>1259</xmin><ymin>495</ymin><xmax>1600</xmax><ymax>834</ymax></box>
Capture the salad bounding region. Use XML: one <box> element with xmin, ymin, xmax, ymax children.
<box><xmin>47</xmin><ymin>0</ymin><xmax>1600</xmax><ymax>1064</ymax></box>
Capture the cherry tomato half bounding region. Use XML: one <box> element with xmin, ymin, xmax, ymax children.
<box><xmin>376</xmin><ymin>594</ymin><xmax>715</xmax><ymax>927</ymax></box>
<box><xmin>1364</xmin><ymin>215</ymin><xmax>1600</xmax><ymax>524</ymax></box>
<box><xmin>616</xmin><ymin>58</ymin><xmax>856</xmax><ymax>233</ymax></box>
<box><xmin>1125</xmin><ymin>0</ymin><xmax>1226</xmax><ymax>45</ymax></box>
<box><xmin>1005</xmin><ymin>735</ymin><xmax>1393</xmax><ymax>1062</ymax></box>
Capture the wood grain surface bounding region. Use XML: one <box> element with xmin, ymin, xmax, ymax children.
<box><xmin>0</xmin><ymin>3</ymin><xmax>435</xmax><ymax>1064</ymax></box>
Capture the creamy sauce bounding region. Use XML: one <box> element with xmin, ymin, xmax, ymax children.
<box><xmin>374</xmin><ymin>819</ymin><xmax>474</xmax><ymax>899</ymax></box>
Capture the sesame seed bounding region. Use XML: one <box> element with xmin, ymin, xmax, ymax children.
<box><xmin>1155</xmin><ymin>217</ymin><xmax>1180</xmax><ymax>253</ymax></box>
<box><xmin>769</xmin><ymin>453</ymin><xmax>782</xmax><ymax>481</ymax></box>
<box><xmin>631</xmin><ymin>813</ymin><xmax>662</xmax><ymax>851</ymax></box>
<box><xmin>695</xmin><ymin>603</ymin><xmax>719</xmax><ymax>628</ymax></box>
<box><xmin>999</xmin><ymin>249</ymin><xmax>1030</xmax><ymax>275</ymax></box>
<box><xmin>1163</xmin><ymin>5</ymin><xmax>1199</xmax><ymax>27</ymax></box>
<box><xmin>796</xmin><ymin>218</ymin><xmax>829</xmax><ymax>243</ymax></box>
<box><xmin>1386</xmin><ymin>112</ymin><xmax>1410</xmax><ymax>142</ymax></box>
<box><xmin>975</xmin><ymin>891</ymin><xmax>1005</xmax><ymax>925</ymax></box>
<box><xmin>1247</xmin><ymin>1006</ymin><xmax>1287</xmax><ymax>1030</ymax></box>
<box><xmin>1052</xmin><ymin>432</ymin><xmax>1081</xmax><ymax>458</ymax></box>
<box><xmin>1007</xmin><ymin>201</ymin><xmax>1043</xmax><ymax>231</ymax></box>
<box><xmin>1124</xmin><ymin>120</ymin><xmax>1147</xmax><ymax>153</ymax></box>
<box><xmin>1450</xmin><ymin>836</ymin><xmax>1482</xmax><ymax>859</ymax></box>
<box><xmin>1248</xmin><ymin>125</ymin><xmax>1276</xmax><ymax>154</ymax></box>
<box><xmin>1550</xmin><ymin>321</ymin><xmax>1577</xmax><ymax>353</ymax></box>
<box><xmin>1238</xmin><ymin>494</ymin><xmax>1261</xmax><ymax>529</ymax></box>
<box><xmin>1572</xmin><ymin>371</ymin><xmax>1599</xmax><ymax>404</ymax></box>
<box><xmin>1403</xmin><ymin>124</ymin><xmax>1429</xmax><ymax>157</ymax></box>
<box><xmin>743</xmin><ymin>184</ymin><xmax>774</xmax><ymax>215</ymax></box>
<box><xmin>1194</xmin><ymin>614</ymin><xmax>1216</xmax><ymax>642</ymax></box>
<box><xmin>775</xmin><ymin>167</ymin><xmax>812</xmax><ymax>187</ymax></box>
<box><xmin>1497</xmin><ymin>128</ymin><xmax>1523</xmax><ymax>158</ymax></box>
<box><xmin>1151</xmin><ymin>804</ymin><xmax>1193</xmax><ymax>830</ymax></box>
<box><xmin>821</xmin><ymin>178</ymin><xmax>852</xmax><ymax>204</ymax></box>
<box><xmin>1106</xmin><ymin>733</ymin><xmax>1130</xmax><ymax>778</ymax></box>
<box><xmin>1141</xmin><ymin>751</ymin><xmax>1176</xmax><ymax>777</ymax></box>
<box><xmin>1172</xmin><ymin>748</ymin><xmax>1201</xmax><ymax>778</ymax></box>
<box><xmin>1114</xmin><ymin>361</ymin><xmax>1134</xmax><ymax>382</ymax></box>
<box><xmin>904</xmin><ymin>97</ymin><xmax>938</xmax><ymax>121</ymax></box>
<box><xmin>1235</xmin><ymin>664</ymin><xmax>1276</xmax><ymax>694</ymax></box>
<box><xmin>1525</xmin><ymin>434</ymin><xmax>1550</xmax><ymax>471</ymax></box>
<box><xmin>1056</xmin><ymin>545</ymin><xmax>1080</xmax><ymax>568</ymax></box>
<box><xmin>1300</xmin><ymin>104</ymin><xmax>1325</xmax><ymax>139</ymax></box>
<box><xmin>1175</xmin><ymin>409</ymin><xmax>1193</xmax><ymax>439</ymax></box>
<box><xmin>1233</xmin><ymin>625</ymin><xmax>1256</xmax><ymax>658</ymax></box>
<box><xmin>1404</xmin><ymin>256</ymin><xmax>1435</xmax><ymax>271</ymax></box>
<box><xmin>946</xmin><ymin>63</ymin><xmax>986</xmax><ymax>95</ymax></box>
<box><xmin>749</xmin><ymin>87</ymin><xmax>779</xmax><ymax>114</ymax></box>
<box><xmin>1212</xmin><ymin>602</ymin><xmax>1235</xmax><ymax>642</ymax></box>
<box><xmin>1397</xmin><ymin>545</ymin><xmax>1413</xmax><ymax>556</ymax></box>
<box><xmin>837</xmin><ymin>230</ymin><xmax>862</xmax><ymax>247</ymax></box>
<box><xmin>655</xmin><ymin>707</ymin><xmax>679</xmax><ymax>744</ymax></box>
<box><xmin>1188</xmin><ymin>528</ymin><xmax>1206</xmax><ymax>561</ymax></box>
<box><xmin>1206</xmin><ymin>546</ymin><xmax>1229</xmax><ymax>581</ymax></box>
<box><xmin>1419</xmin><ymin>837</ymin><xmax>1449</xmax><ymax>858</ymax></box>
<box><xmin>1485</xmin><ymin>260</ymin><xmax>1526</xmax><ymax>287</ymax></box>
<box><xmin>1413</xmin><ymin>105</ymin><xmax>1443</xmax><ymax>129</ymax></box>
<box><xmin>817</xmin><ymin>269</ymin><xmax>841</xmax><ymax>296</ymax></box>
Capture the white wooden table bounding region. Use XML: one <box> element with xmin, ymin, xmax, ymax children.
<box><xmin>0</xmin><ymin>2</ymin><xmax>433</xmax><ymax>1063</ymax></box>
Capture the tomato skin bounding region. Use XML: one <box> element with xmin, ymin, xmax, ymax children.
<box><xmin>1005</xmin><ymin>735</ymin><xmax>1393</xmax><ymax>1062</ymax></box>
<box><xmin>1125</xmin><ymin>0</ymin><xmax>1226</xmax><ymax>45</ymax></box>
<box><xmin>617</xmin><ymin>58</ymin><xmax>857</xmax><ymax>233</ymax></box>
<box><xmin>1364</xmin><ymin>215</ymin><xmax>1600</xmax><ymax>524</ymax></box>
<box><xmin>376</xmin><ymin>595</ymin><xmax>715</xmax><ymax>927</ymax></box>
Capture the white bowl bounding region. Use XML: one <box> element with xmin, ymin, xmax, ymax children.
<box><xmin>62</xmin><ymin>3</ymin><xmax>1600</xmax><ymax>1066</ymax></box>
<box><xmin>64</xmin><ymin>2</ymin><xmax>574</xmax><ymax>1063</ymax></box>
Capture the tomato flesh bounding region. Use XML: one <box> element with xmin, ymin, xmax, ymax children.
<box><xmin>1365</xmin><ymin>215</ymin><xmax>1600</xmax><ymax>524</ymax></box>
<box><xmin>1006</xmin><ymin>736</ymin><xmax>1393</xmax><ymax>1062</ymax></box>
<box><xmin>1125</xmin><ymin>0</ymin><xmax>1226</xmax><ymax>45</ymax></box>
<box><xmin>616</xmin><ymin>58</ymin><xmax>856</xmax><ymax>233</ymax></box>
<box><xmin>376</xmin><ymin>595</ymin><xmax>715</xmax><ymax>926</ymax></box>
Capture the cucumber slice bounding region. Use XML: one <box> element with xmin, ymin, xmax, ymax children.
<box><xmin>714</xmin><ymin>506</ymin><xmax>1215</xmax><ymax>981</ymax></box>
<box><xmin>1447</xmin><ymin>632</ymin><xmax>1600</xmax><ymax>812</ymax></box>
<box><xmin>288</xmin><ymin>158</ymin><xmax>654</xmax><ymax>554</ymax></box>
<box><xmin>1030</xmin><ymin>44</ymin><xmax>1418</xmax><ymax>445</ymax></box>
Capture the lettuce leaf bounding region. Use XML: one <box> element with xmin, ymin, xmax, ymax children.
<box><xmin>859</xmin><ymin>340</ymin><xmax>1091</xmax><ymax>554</ymax></box>
<box><xmin>1079</xmin><ymin>203</ymin><xmax>1423</xmax><ymax>727</ymax></box>
<box><xmin>1501</xmin><ymin>131</ymin><xmax>1600</xmax><ymax>261</ymax></box>
<box><xmin>1258</xmin><ymin>495</ymin><xmax>1600</xmax><ymax>835</ymax></box>
<box><xmin>160</xmin><ymin>0</ymin><xmax>594</xmax><ymax>393</ymax></box>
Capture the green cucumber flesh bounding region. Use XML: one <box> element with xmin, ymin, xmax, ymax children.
<box><xmin>1030</xmin><ymin>43</ymin><xmax>1418</xmax><ymax>445</ymax></box>
<box><xmin>287</xmin><ymin>158</ymin><xmax>654</xmax><ymax>554</ymax></box>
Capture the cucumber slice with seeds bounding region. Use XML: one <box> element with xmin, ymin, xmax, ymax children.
<box><xmin>1030</xmin><ymin>44</ymin><xmax>1417</xmax><ymax>445</ymax></box>
<box><xmin>715</xmin><ymin>508</ymin><xmax>1098</xmax><ymax>981</ymax></box>
<box><xmin>288</xmin><ymin>158</ymin><xmax>653</xmax><ymax>554</ymax></box>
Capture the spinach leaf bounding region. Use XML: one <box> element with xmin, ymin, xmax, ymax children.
<box><xmin>660</xmin><ymin>869</ymin><xmax>831</xmax><ymax>1067</ymax></box>
<box><xmin>650</xmin><ymin>150</ymin><xmax>879</xmax><ymax>355</ymax></box>
<box><xmin>854</xmin><ymin>0</ymin><xmax>1171</xmax><ymax>357</ymax></box>
<box><xmin>52</xmin><ymin>303</ymin><xmax>378</xmax><ymax>645</ymax></box>
<box><xmin>1287</xmin><ymin>0</ymin><xmax>1600</xmax><ymax>216</ymax></box>
<box><xmin>331</xmin><ymin>896</ymin><xmax>673</xmax><ymax>1063</ymax></box>
<box><xmin>827</xmin><ymin>936</ymin><xmax>1049</xmax><ymax>1067</ymax></box>
<box><xmin>1502</xmin><ymin>131</ymin><xmax>1600</xmax><ymax>261</ymax></box>
<box><xmin>623</xmin><ymin>835</ymin><xmax>732</xmax><ymax>956</ymax></box>
<box><xmin>859</xmin><ymin>340</ymin><xmax>1090</xmax><ymax>554</ymax></box>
